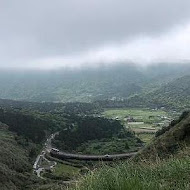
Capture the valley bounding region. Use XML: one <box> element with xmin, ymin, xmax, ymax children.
<box><xmin>1</xmin><ymin>1</ymin><xmax>190</xmax><ymax>189</ymax></box>
<box><xmin>0</xmin><ymin>65</ymin><xmax>189</xmax><ymax>190</ymax></box>
<box><xmin>0</xmin><ymin>64</ymin><xmax>190</xmax><ymax>108</ymax></box>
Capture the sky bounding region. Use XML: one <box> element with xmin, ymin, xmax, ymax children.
<box><xmin>1</xmin><ymin>0</ymin><xmax>190</xmax><ymax>69</ymax></box>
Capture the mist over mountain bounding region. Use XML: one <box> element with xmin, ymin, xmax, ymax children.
<box><xmin>0</xmin><ymin>63</ymin><xmax>189</xmax><ymax>103</ymax></box>
<box><xmin>144</xmin><ymin>75</ymin><xmax>190</xmax><ymax>109</ymax></box>
<box><xmin>1</xmin><ymin>0</ymin><xmax>190</xmax><ymax>69</ymax></box>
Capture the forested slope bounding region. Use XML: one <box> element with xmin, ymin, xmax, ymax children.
<box><xmin>0</xmin><ymin>66</ymin><xmax>145</xmax><ymax>102</ymax></box>
<box><xmin>0</xmin><ymin>64</ymin><xmax>189</xmax><ymax>103</ymax></box>
<box><xmin>144</xmin><ymin>75</ymin><xmax>190</xmax><ymax>109</ymax></box>
<box><xmin>97</xmin><ymin>75</ymin><xmax>190</xmax><ymax>110</ymax></box>
<box><xmin>0</xmin><ymin>123</ymin><xmax>39</xmax><ymax>190</ymax></box>
<box><xmin>0</xmin><ymin>108</ymin><xmax>57</xmax><ymax>143</ymax></box>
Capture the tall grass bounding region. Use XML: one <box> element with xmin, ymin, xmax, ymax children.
<box><xmin>71</xmin><ymin>158</ymin><xmax>190</xmax><ymax>190</ymax></box>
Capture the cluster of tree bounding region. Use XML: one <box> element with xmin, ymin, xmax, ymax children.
<box><xmin>76</xmin><ymin>137</ymin><xmax>142</xmax><ymax>155</ymax></box>
<box><xmin>0</xmin><ymin>98</ymin><xmax>103</xmax><ymax>116</ymax></box>
<box><xmin>94</xmin><ymin>95</ymin><xmax>146</xmax><ymax>109</ymax></box>
<box><xmin>0</xmin><ymin>108</ymin><xmax>57</xmax><ymax>143</ymax></box>
<box><xmin>0</xmin><ymin>125</ymin><xmax>41</xmax><ymax>189</ymax></box>
<box><xmin>62</xmin><ymin>102</ymin><xmax>102</xmax><ymax>115</ymax></box>
<box><xmin>0</xmin><ymin>98</ymin><xmax>64</xmax><ymax>112</ymax></box>
<box><xmin>53</xmin><ymin>115</ymin><xmax>142</xmax><ymax>153</ymax></box>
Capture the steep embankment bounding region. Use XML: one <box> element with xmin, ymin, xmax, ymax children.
<box><xmin>0</xmin><ymin>108</ymin><xmax>64</xmax><ymax>190</ymax></box>
<box><xmin>0</xmin><ymin>123</ymin><xmax>38</xmax><ymax>190</ymax></box>
<box><xmin>135</xmin><ymin>111</ymin><xmax>190</xmax><ymax>160</ymax></box>
<box><xmin>0</xmin><ymin>108</ymin><xmax>59</xmax><ymax>144</ymax></box>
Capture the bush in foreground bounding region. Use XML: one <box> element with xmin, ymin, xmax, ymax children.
<box><xmin>72</xmin><ymin>158</ymin><xmax>190</xmax><ymax>190</ymax></box>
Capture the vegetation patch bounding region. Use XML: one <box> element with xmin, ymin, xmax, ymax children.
<box><xmin>0</xmin><ymin>126</ymin><xmax>39</xmax><ymax>190</ymax></box>
<box><xmin>69</xmin><ymin>111</ymin><xmax>190</xmax><ymax>190</ymax></box>
<box><xmin>53</xmin><ymin>116</ymin><xmax>142</xmax><ymax>154</ymax></box>
<box><xmin>52</xmin><ymin>163</ymin><xmax>80</xmax><ymax>178</ymax></box>
<box><xmin>71</xmin><ymin>158</ymin><xmax>190</xmax><ymax>190</ymax></box>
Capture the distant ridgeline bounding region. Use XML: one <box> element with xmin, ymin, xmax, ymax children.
<box><xmin>0</xmin><ymin>65</ymin><xmax>145</xmax><ymax>102</ymax></box>
<box><xmin>0</xmin><ymin>64</ymin><xmax>189</xmax><ymax>104</ymax></box>
<box><xmin>95</xmin><ymin>75</ymin><xmax>190</xmax><ymax>110</ymax></box>
<box><xmin>0</xmin><ymin>72</ymin><xmax>190</xmax><ymax>117</ymax></box>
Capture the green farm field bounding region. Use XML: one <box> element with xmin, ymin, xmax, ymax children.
<box><xmin>102</xmin><ymin>108</ymin><xmax>176</xmax><ymax>143</ymax></box>
<box><xmin>102</xmin><ymin>108</ymin><xmax>169</xmax><ymax>122</ymax></box>
<box><xmin>53</xmin><ymin>163</ymin><xmax>80</xmax><ymax>178</ymax></box>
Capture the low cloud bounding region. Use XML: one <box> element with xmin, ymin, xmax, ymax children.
<box><xmin>1</xmin><ymin>0</ymin><xmax>190</xmax><ymax>70</ymax></box>
<box><xmin>12</xmin><ymin>22</ymin><xmax>190</xmax><ymax>70</ymax></box>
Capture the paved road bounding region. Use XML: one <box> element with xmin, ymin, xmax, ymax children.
<box><xmin>34</xmin><ymin>131</ymin><xmax>137</xmax><ymax>179</ymax></box>
<box><xmin>50</xmin><ymin>151</ymin><xmax>137</xmax><ymax>161</ymax></box>
<box><xmin>33</xmin><ymin>133</ymin><xmax>58</xmax><ymax>178</ymax></box>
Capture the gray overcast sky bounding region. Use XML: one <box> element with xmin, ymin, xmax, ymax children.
<box><xmin>1</xmin><ymin>0</ymin><xmax>190</xmax><ymax>69</ymax></box>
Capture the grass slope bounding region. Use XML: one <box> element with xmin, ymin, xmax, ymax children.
<box><xmin>72</xmin><ymin>158</ymin><xmax>190</xmax><ymax>190</ymax></box>
<box><xmin>136</xmin><ymin>111</ymin><xmax>190</xmax><ymax>160</ymax></box>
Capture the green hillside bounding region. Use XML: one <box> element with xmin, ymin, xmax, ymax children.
<box><xmin>98</xmin><ymin>75</ymin><xmax>190</xmax><ymax>110</ymax></box>
<box><xmin>127</xmin><ymin>75</ymin><xmax>190</xmax><ymax>110</ymax></box>
<box><xmin>0</xmin><ymin>64</ymin><xmax>189</xmax><ymax>103</ymax></box>
<box><xmin>0</xmin><ymin>123</ymin><xmax>39</xmax><ymax>190</ymax></box>
<box><xmin>135</xmin><ymin>111</ymin><xmax>190</xmax><ymax>160</ymax></box>
<box><xmin>69</xmin><ymin>111</ymin><xmax>190</xmax><ymax>190</ymax></box>
<box><xmin>0</xmin><ymin>66</ymin><xmax>145</xmax><ymax>102</ymax></box>
<box><xmin>0</xmin><ymin>108</ymin><xmax>60</xmax><ymax>143</ymax></box>
<box><xmin>53</xmin><ymin>115</ymin><xmax>142</xmax><ymax>154</ymax></box>
<box><xmin>145</xmin><ymin>75</ymin><xmax>190</xmax><ymax>109</ymax></box>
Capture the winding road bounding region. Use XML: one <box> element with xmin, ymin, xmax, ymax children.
<box><xmin>33</xmin><ymin>133</ymin><xmax>58</xmax><ymax>178</ymax></box>
<box><xmin>34</xmin><ymin>132</ymin><xmax>138</xmax><ymax>178</ymax></box>
<box><xmin>50</xmin><ymin>150</ymin><xmax>137</xmax><ymax>161</ymax></box>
